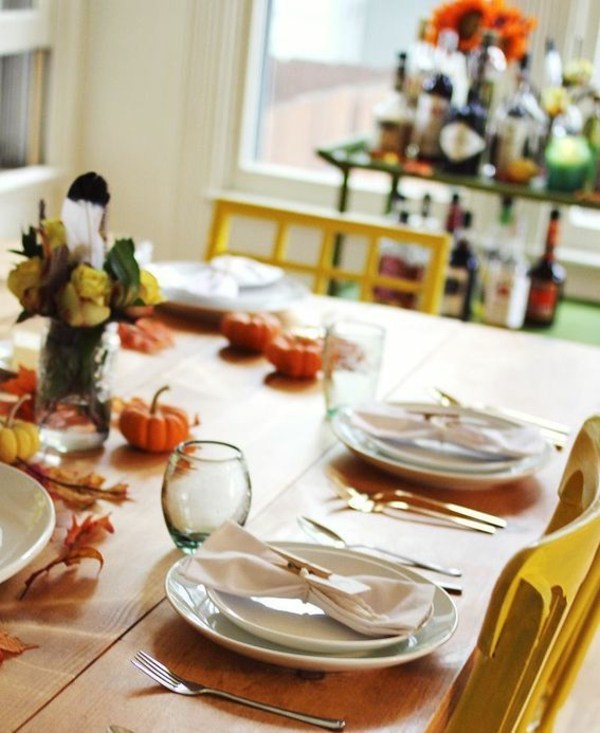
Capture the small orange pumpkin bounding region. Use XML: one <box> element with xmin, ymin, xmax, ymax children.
<box><xmin>221</xmin><ymin>311</ymin><xmax>281</xmax><ymax>353</ymax></box>
<box><xmin>264</xmin><ymin>333</ymin><xmax>323</xmax><ymax>379</ymax></box>
<box><xmin>119</xmin><ymin>385</ymin><xmax>191</xmax><ymax>452</ymax></box>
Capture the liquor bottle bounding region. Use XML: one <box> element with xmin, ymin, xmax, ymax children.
<box><xmin>439</xmin><ymin>76</ymin><xmax>487</xmax><ymax>175</ymax></box>
<box><xmin>411</xmin><ymin>29</ymin><xmax>457</xmax><ymax>162</ymax></box>
<box><xmin>466</xmin><ymin>31</ymin><xmax>507</xmax><ymax>115</ymax></box>
<box><xmin>482</xmin><ymin>197</ymin><xmax>530</xmax><ymax>329</ymax></box>
<box><xmin>544</xmin><ymin>38</ymin><xmax>563</xmax><ymax>88</ymax></box>
<box><xmin>441</xmin><ymin>210</ymin><xmax>478</xmax><ymax>321</ymax></box>
<box><xmin>409</xmin><ymin>192</ymin><xmax>441</xmax><ymax>230</ymax></box>
<box><xmin>488</xmin><ymin>54</ymin><xmax>547</xmax><ymax>181</ymax></box>
<box><xmin>445</xmin><ymin>192</ymin><xmax>463</xmax><ymax>234</ymax></box>
<box><xmin>405</xmin><ymin>19</ymin><xmax>435</xmax><ymax>109</ymax></box>
<box><xmin>372</xmin><ymin>52</ymin><xmax>414</xmax><ymax>161</ymax></box>
<box><xmin>525</xmin><ymin>209</ymin><xmax>566</xmax><ymax>326</ymax></box>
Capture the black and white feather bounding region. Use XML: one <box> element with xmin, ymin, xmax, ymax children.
<box><xmin>60</xmin><ymin>172</ymin><xmax>110</xmax><ymax>269</ymax></box>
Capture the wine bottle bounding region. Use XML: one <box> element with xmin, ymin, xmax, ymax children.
<box><xmin>444</xmin><ymin>192</ymin><xmax>463</xmax><ymax>234</ymax></box>
<box><xmin>525</xmin><ymin>208</ymin><xmax>566</xmax><ymax>326</ymax></box>
<box><xmin>441</xmin><ymin>210</ymin><xmax>479</xmax><ymax>321</ymax></box>
<box><xmin>481</xmin><ymin>196</ymin><xmax>530</xmax><ymax>329</ymax></box>
<box><xmin>411</xmin><ymin>29</ymin><xmax>457</xmax><ymax>162</ymax></box>
<box><xmin>488</xmin><ymin>54</ymin><xmax>547</xmax><ymax>182</ymax></box>
<box><xmin>372</xmin><ymin>52</ymin><xmax>414</xmax><ymax>161</ymax></box>
<box><xmin>440</xmin><ymin>84</ymin><xmax>487</xmax><ymax>175</ymax></box>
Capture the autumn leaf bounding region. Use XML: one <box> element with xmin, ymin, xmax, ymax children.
<box><xmin>20</xmin><ymin>461</ymin><xmax>130</xmax><ymax>508</ymax></box>
<box><xmin>0</xmin><ymin>627</ymin><xmax>38</xmax><ymax>665</ymax></box>
<box><xmin>20</xmin><ymin>546</ymin><xmax>105</xmax><ymax>599</ymax></box>
<box><xmin>64</xmin><ymin>513</ymin><xmax>114</xmax><ymax>549</ymax></box>
<box><xmin>0</xmin><ymin>366</ymin><xmax>37</xmax><ymax>421</ymax></box>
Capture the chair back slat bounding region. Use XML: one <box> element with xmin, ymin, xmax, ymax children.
<box><xmin>206</xmin><ymin>194</ymin><xmax>451</xmax><ymax>314</ymax></box>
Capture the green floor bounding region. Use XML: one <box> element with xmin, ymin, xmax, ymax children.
<box><xmin>522</xmin><ymin>299</ymin><xmax>600</xmax><ymax>347</ymax></box>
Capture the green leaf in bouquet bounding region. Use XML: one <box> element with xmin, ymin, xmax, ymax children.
<box><xmin>105</xmin><ymin>238</ymin><xmax>141</xmax><ymax>306</ymax></box>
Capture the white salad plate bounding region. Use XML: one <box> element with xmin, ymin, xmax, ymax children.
<box><xmin>205</xmin><ymin>543</ymin><xmax>427</xmax><ymax>654</ymax></box>
<box><xmin>147</xmin><ymin>260</ymin><xmax>308</xmax><ymax>317</ymax></box>
<box><xmin>331</xmin><ymin>404</ymin><xmax>554</xmax><ymax>490</ymax></box>
<box><xmin>165</xmin><ymin>542</ymin><xmax>457</xmax><ymax>672</ymax></box>
<box><xmin>0</xmin><ymin>463</ymin><xmax>55</xmax><ymax>584</ymax></box>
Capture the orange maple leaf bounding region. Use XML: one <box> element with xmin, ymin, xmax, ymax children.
<box><xmin>0</xmin><ymin>366</ymin><xmax>37</xmax><ymax>421</ymax></box>
<box><xmin>0</xmin><ymin>627</ymin><xmax>38</xmax><ymax>665</ymax></box>
<box><xmin>64</xmin><ymin>513</ymin><xmax>114</xmax><ymax>549</ymax></box>
<box><xmin>20</xmin><ymin>546</ymin><xmax>105</xmax><ymax>599</ymax></box>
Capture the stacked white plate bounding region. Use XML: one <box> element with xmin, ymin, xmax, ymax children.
<box><xmin>147</xmin><ymin>258</ymin><xmax>308</xmax><ymax>317</ymax></box>
<box><xmin>0</xmin><ymin>463</ymin><xmax>55</xmax><ymax>584</ymax></box>
<box><xmin>330</xmin><ymin>402</ymin><xmax>554</xmax><ymax>490</ymax></box>
<box><xmin>165</xmin><ymin>542</ymin><xmax>457</xmax><ymax>672</ymax></box>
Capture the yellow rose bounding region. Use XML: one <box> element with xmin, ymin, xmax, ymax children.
<box><xmin>71</xmin><ymin>264</ymin><xmax>111</xmax><ymax>305</ymax></box>
<box><xmin>139</xmin><ymin>270</ymin><xmax>163</xmax><ymax>305</ymax></box>
<box><xmin>56</xmin><ymin>264</ymin><xmax>111</xmax><ymax>327</ymax></box>
<box><xmin>40</xmin><ymin>219</ymin><xmax>67</xmax><ymax>250</ymax></box>
<box><xmin>7</xmin><ymin>257</ymin><xmax>44</xmax><ymax>312</ymax></box>
<box><xmin>57</xmin><ymin>282</ymin><xmax>111</xmax><ymax>327</ymax></box>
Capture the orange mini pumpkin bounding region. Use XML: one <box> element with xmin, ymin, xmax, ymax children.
<box><xmin>264</xmin><ymin>333</ymin><xmax>323</xmax><ymax>379</ymax></box>
<box><xmin>221</xmin><ymin>311</ymin><xmax>281</xmax><ymax>353</ymax></box>
<box><xmin>119</xmin><ymin>385</ymin><xmax>191</xmax><ymax>452</ymax></box>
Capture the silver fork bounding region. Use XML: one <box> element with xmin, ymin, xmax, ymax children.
<box><xmin>131</xmin><ymin>650</ymin><xmax>345</xmax><ymax>730</ymax></box>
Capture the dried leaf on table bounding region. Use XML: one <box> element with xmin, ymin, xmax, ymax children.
<box><xmin>20</xmin><ymin>546</ymin><xmax>105</xmax><ymax>599</ymax></box>
<box><xmin>64</xmin><ymin>513</ymin><xmax>114</xmax><ymax>549</ymax></box>
<box><xmin>118</xmin><ymin>317</ymin><xmax>175</xmax><ymax>353</ymax></box>
<box><xmin>20</xmin><ymin>461</ymin><xmax>130</xmax><ymax>508</ymax></box>
<box><xmin>0</xmin><ymin>366</ymin><xmax>37</xmax><ymax>421</ymax></box>
<box><xmin>0</xmin><ymin>627</ymin><xmax>38</xmax><ymax>665</ymax></box>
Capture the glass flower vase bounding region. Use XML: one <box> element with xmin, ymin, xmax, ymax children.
<box><xmin>35</xmin><ymin>319</ymin><xmax>119</xmax><ymax>453</ymax></box>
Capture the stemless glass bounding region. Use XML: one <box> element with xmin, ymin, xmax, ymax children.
<box><xmin>322</xmin><ymin>320</ymin><xmax>385</xmax><ymax>417</ymax></box>
<box><xmin>161</xmin><ymin>440</ymin><xmax>252</xmax><ymax>554</ymax></box>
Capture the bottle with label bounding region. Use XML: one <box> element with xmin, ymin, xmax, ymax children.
<box><xmin>525</xmin><ymin>209</ymin><xmax>566</xmax><ymax>326</ymax></box>
<box><xmin>445</xmin><ymin>192</ymin><xmax>463</xmax><ymax>234</ymax></box>
<box><xmin>544</xmin><ymin>38</ymin><xmax>563</xmax><ymax>88</ymax></box>
<box><xmin>411</xmin><ymin>29</ymin><xmax>457</xmax><ymax>162</ymax></box>
<box><xmin>372</xmin><ymin>52</ymin><xmax>414</xmax><ymax>161</ymax></box>
<box><xmin>481</xmin><ymin>196</ymin><xmax>530</xmax><ymax>329</ymax></box>
<box><xmin>441</xmin><ymin>210</ymin><xmax>478</xmax><ymax>321</ymax></box>
<box><xmin>409</xmin><ymin>192</ymin><xmax>441</xmax><ymax>230</ymax></box>
<box><xmin>440</xmin><ymin>77</ymin><xmax>487</xmax><ymax>175</ymax></box>
<box><xmin>488</xmin><ymin>54</ymin><xmax>547</xmax><ymax>181</ymax></box>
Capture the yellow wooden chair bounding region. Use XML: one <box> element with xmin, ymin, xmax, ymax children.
<box><xmin>205</xmin><ymin>194</ymin><xmax>451</xmax><ymax>314</ymax></box>
<box><xmin>443</xmin><ymin>415</ymin><xmax>600</xmax><ymax>733</ymax></box>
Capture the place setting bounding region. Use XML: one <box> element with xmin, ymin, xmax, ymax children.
<box><xmin>321</xmin><ymin>318</ymin><xmax>557</xmax><ymax>490</ymax></box>
<box><xmin>147</xmin><ymin>254</ymin><xmax>309</xmax><ymax>318</ymax></box>
<box><xmin>155</xmin><ymin>437</ymin><xmax>457</xmax><ymax>673</ymax></box>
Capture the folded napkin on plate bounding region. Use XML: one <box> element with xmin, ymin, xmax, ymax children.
<box><xmin>350</xmin><ymin>403</ymin><xmax>546</xmax><ymax>460</ymax></box>
<box><xmin>209</xmin><ymin>255</ymin><xmax>284</xmax><ymax>288</ymax></box>
<box><xmin>162</xmin><ymin>265</ymin><xmax>239</xmax><ymax>299</ymax></box>
<box><xmin>179</xmin><ymin>521</ymin><xmax>435</xmax><ymax>638</ymax></box>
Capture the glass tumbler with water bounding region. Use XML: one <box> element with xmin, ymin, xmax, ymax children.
<box><xmin>323</xmin><ymin>320</ymin><xmax>385</xmax><ymax>417</ymax></box>
<box><xmin>161</xmin><ymin>440</ymin><xmax>252</xmax><ymax>554</ymax></box>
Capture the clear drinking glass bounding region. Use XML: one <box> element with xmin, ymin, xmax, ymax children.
<box><xmin>161</xmin><ymin>441</ymin><xmax>252</xmax><ymax>554</ymax></box>
<box><xmin>322</xmin><ymin>320</ymin><xmax>385</xmax><ymax>417</ymax></box>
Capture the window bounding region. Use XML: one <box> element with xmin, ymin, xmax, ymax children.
<box><xmin>246</xmin><ymin>0</ymin><xmax>438</xmax><ymax>178</ymax></box>
<box><xmin>0</xmin><ymin>0</ymin><xmax>52</xmax><ymax>170</ymax></box>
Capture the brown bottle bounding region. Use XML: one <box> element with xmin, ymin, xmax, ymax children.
<box><xmin>525</xmin><ymin>209</ymin><xmax>566</xmax><ymax>326</ymax></box>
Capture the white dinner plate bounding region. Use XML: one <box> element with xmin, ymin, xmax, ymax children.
<box><xmin>205</xmin><ymin>543</ymin><xmax>430</xmax><ymax>654</ymax></box>
<box><xmin>0</xmin><ymin>463</ymin><xmax>55</xmax><ymax>584</ymax></box>
<box><xmin>165</xmin><ymin>543</ymin><xmax>457</xmax><ymax>672</ymax></box>
<box><xmin>147</xmin><ymin>260</ymin><xmax>308</xmax><ymax>317</ymax></box>
<box><xmin>331</xmin><ymin>405</ymin><xmax>554</xmax><ymax>490</ymax></box>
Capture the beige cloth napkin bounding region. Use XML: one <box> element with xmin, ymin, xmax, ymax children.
<box><xmin>179</xmin><ymin>521</ymin><xmax>435</xmax><ymax>638</ymax></box>
<box><xmin>351</xmin><ymin>403</ymin><xmax>547</xmax><ymax>460</ymax></box>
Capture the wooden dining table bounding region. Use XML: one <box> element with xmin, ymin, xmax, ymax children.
<box><xmin>1</xmin><ymin>285</ymin><xmax>599</xmax><ymax>733</ymax></box>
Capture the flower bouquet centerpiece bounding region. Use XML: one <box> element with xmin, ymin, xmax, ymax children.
<box><xmin>7</xmin><ymin>172</ymin><xmax>163</xmax><ymax>453</ymax></box>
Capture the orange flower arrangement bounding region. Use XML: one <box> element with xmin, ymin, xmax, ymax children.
<box><xmin>426</xmin><ymin>0</ymin><xmax>536</xmax><ymax>61</ymax></box>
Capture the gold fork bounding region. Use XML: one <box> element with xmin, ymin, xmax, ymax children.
<box><xmin>335</xmin><ymin>483</ymin><xmax>496</xmax><ymax>535</ymax></box>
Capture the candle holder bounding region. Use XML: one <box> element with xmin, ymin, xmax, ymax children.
<box><xmin>545</xmin><ymin>135</ymin><xmax>592</xmax><ymax>192</ymax></box>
